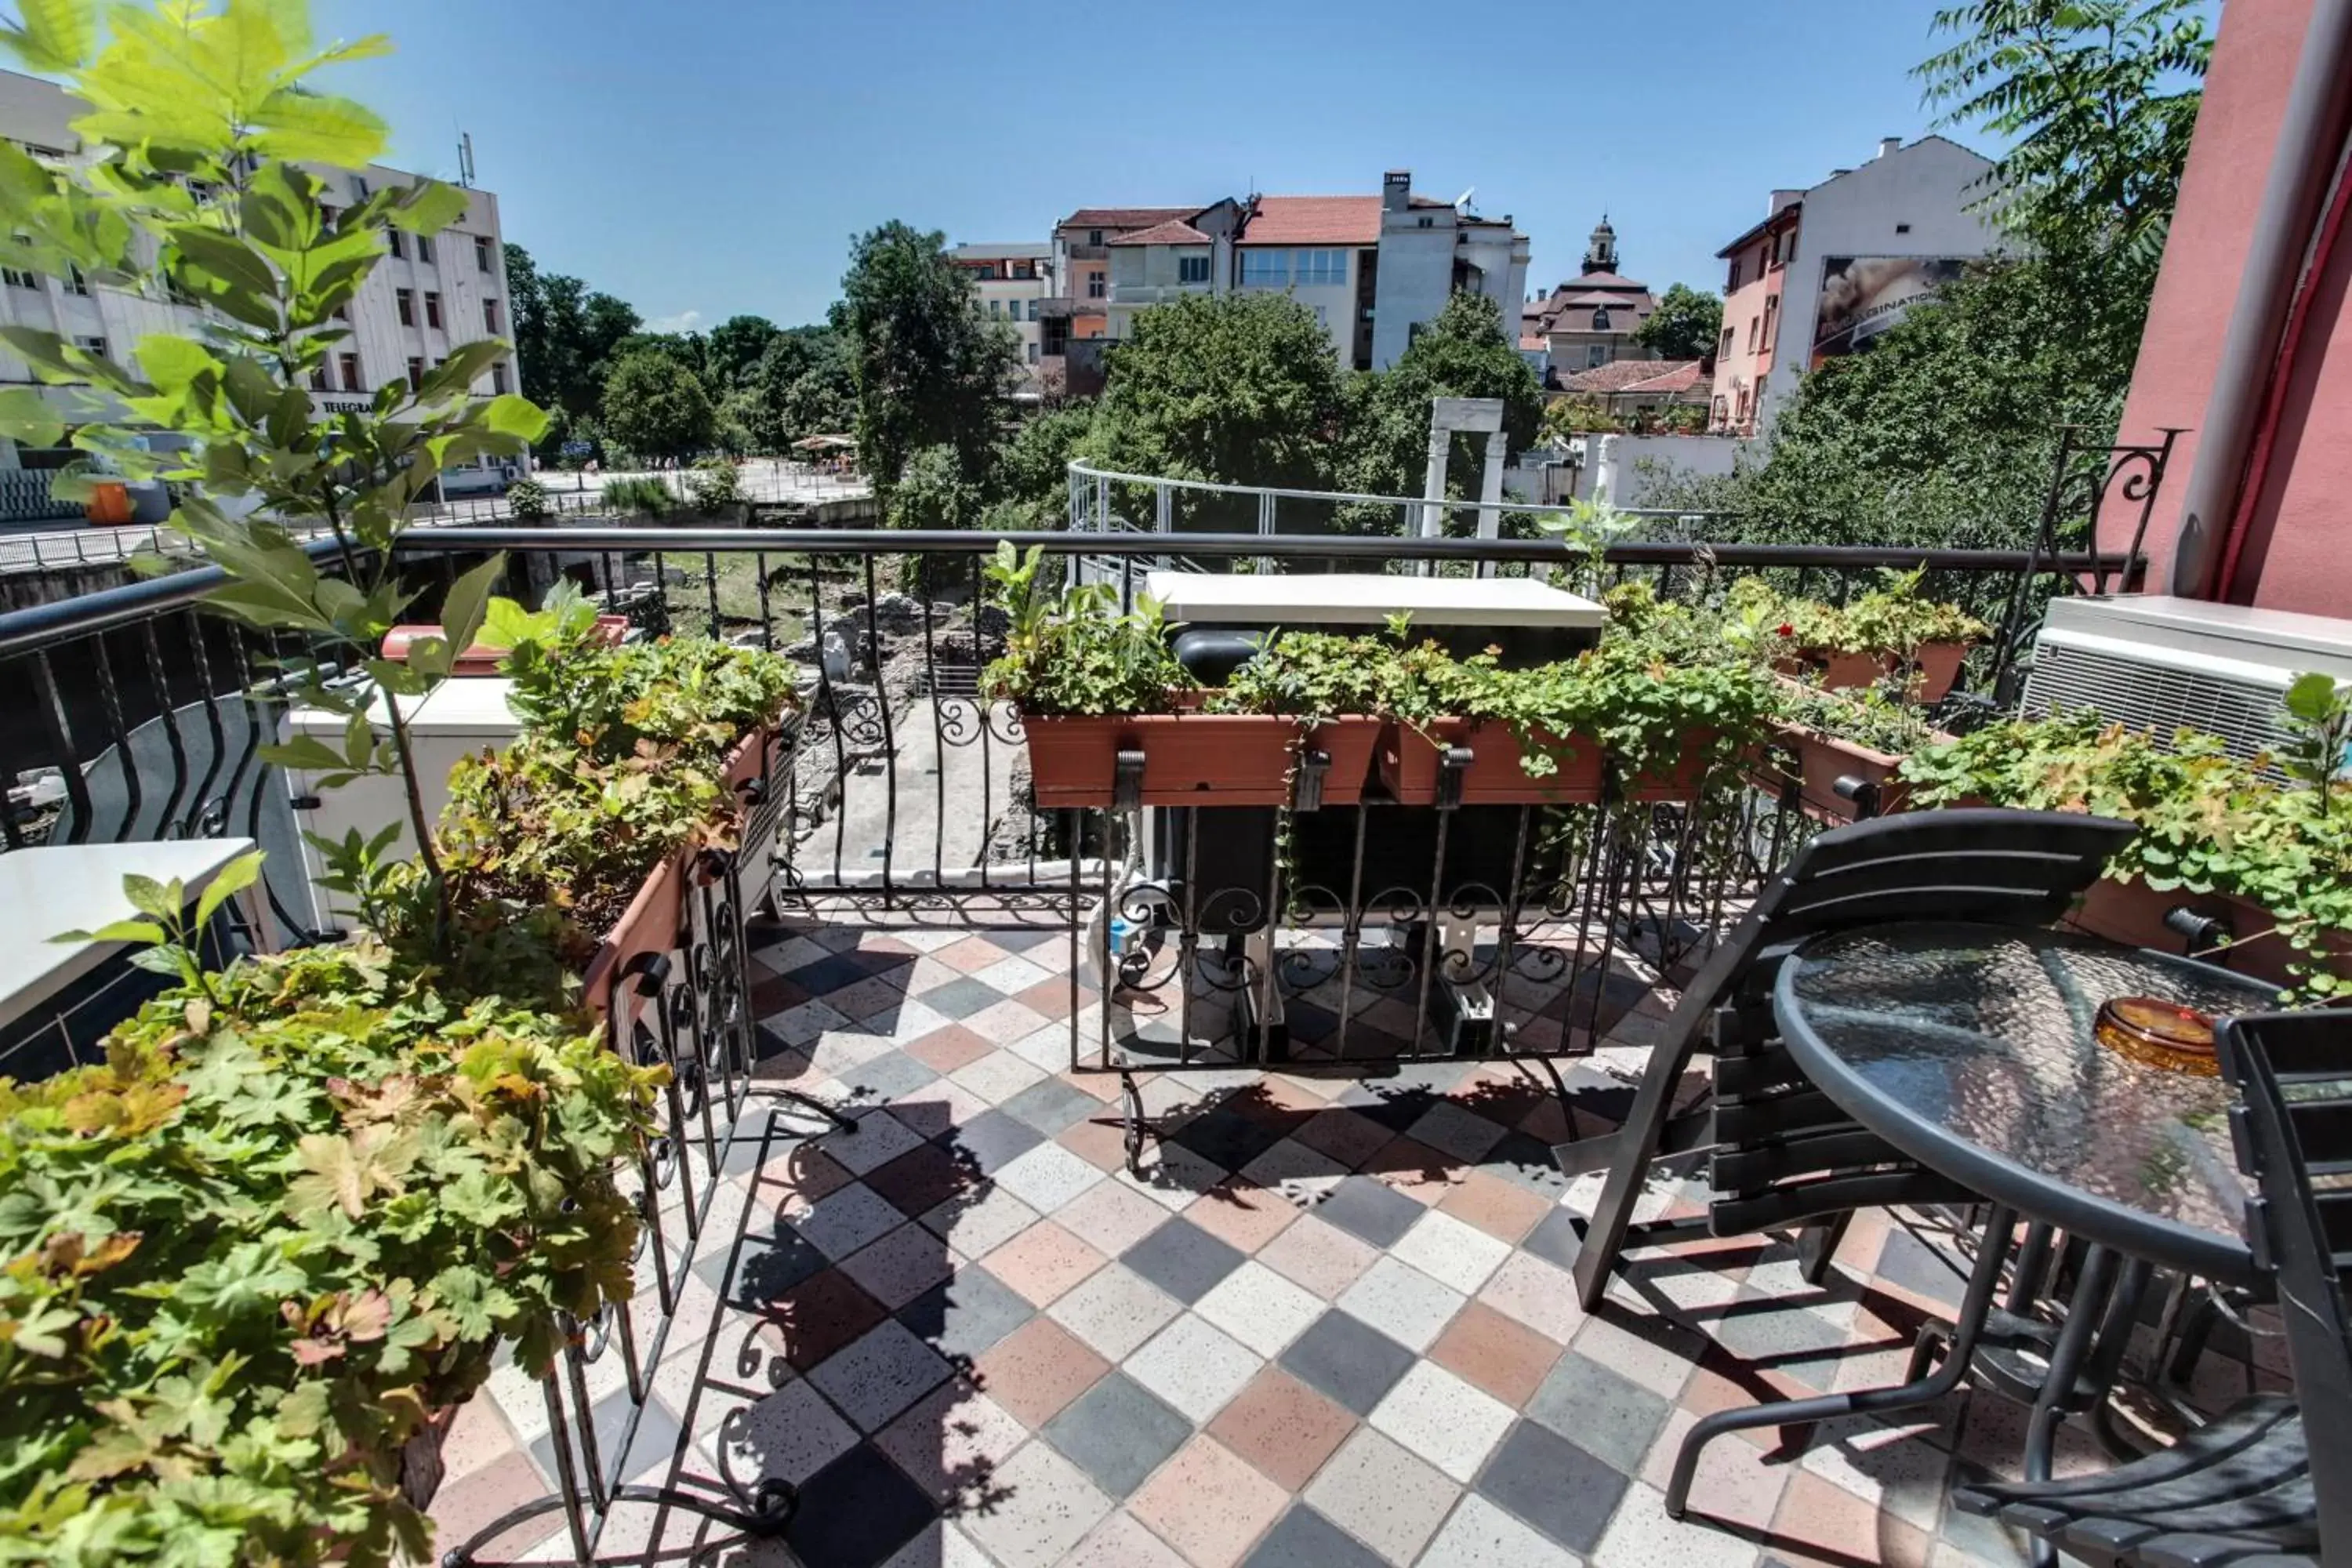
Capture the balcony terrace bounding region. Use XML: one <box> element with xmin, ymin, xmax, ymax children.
<box><xmin>2</xmin><ymin>448</ymin><xmax>2332</xmax><ymax>1568</ymax></box>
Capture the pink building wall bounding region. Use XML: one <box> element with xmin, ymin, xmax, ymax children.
<box><xmin>2099</xmin><ymin>0</ymin><xmax>2352</xmax><ymax>614</ymax></box>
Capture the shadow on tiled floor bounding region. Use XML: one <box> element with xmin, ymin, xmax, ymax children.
<box><xmin>426</xmin><ymin>909</ymin><xmax>2276</xmax><ymax>1568</ymax></box>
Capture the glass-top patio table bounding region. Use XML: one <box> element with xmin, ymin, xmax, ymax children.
<box><xmin>1669</xmin><ymin>920</ymin><xmax>2281</xmax><ymax>1562</ymax></box>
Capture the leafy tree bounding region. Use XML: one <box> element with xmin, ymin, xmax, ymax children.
<box><xmin>705</xmin><ymin>313</ymin><xmax>781</xmax><ymax>389</ymax></box>
<box><xmin>889</xmin><ymin>442</ymin><xmax>982</xmax><ymax>530</ymax></box>
<box><xmin>1339</xmin><ymin>292</ymin><xmax>1542</xmax><ymax>506</ymax></box>
<box><xmin>1918</xmin><ymin>0</ymin><xmax>2210</xmax><ymax>270</ymax></box>
<box><xmin>1089</xmin><ymin>290</ymin><xmax>1343</xmax><ymax>507</ymax></box>
<box><xmin>839</xmin><ymin>220</ymin><xmax>1019</xmax><ymax>495</ymax></box>
<box><xmin>730</xmin><ymin>324</ymin><xmax>854</xmax><ymax>453</ymax></box>
<box><xmin>600</xmin><ymin>349</ymin><xmax>714</xmax><ymax>462</ymax></box>
<box><xmin>0</xmin><ymin>0</ymin><xmax>546</xmax><ymax>952</ymax></box>
<box><xmin>503</xmin><ymin>241</ymin><xmax>640</xmax><ymax>422</ymax></box>
<box><xmin>1635</xmin><ymin>284</ymin><xmax>1724</xmax><ymax>361</ymax></box>
<box><xmin>608</xmin><ymin>328</ymin><xmax>709</xmax><ymax>381</ymax></box>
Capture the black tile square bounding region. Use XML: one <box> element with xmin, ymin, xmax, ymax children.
<box><xmin>1475</xmin><ymin>1419</ymin><xmax>1629</xmax><ymax>1555</ymax></box>
<box><xmin>924</xmin><ymin>977</ymin><xmax>1006</xmax><ymax>1020</ymax></box>
<box><xmin>999</xmin><ymin>1076</ymin><xmax>1101</xmax><ymax>1138</ymax></box>
<box><xmin>937</xmin><ymin>1109</ymin><xmax>1044</xmax><ymax>1176</ymax></box>
<box><xmin>1524</xmin><ymin>1351</ymin><xmax>1669</xmax><ymax>1475</ymax></box>
<box><xmin>706</xmin><ymin>1221</ymin><xmax>829</xmax><ymax>1308</ymax></box>
<box><xmin>896</xmin><ymin>1264</ymin><xmax>1034</xmax><ymax>1363</ymax></box>
<box><xmin>1519</xmin><ymin>1205</ymin><xmax>1585</xmax><ymax>1272</ymax></box>
<box><xmin>784</xmin><ymin>1442</ymin><xmax>939</xmax><ymax>1568</ymax></box>
<box><xmin>1313</xmin><ymin>1174</ymin><xmax>1424</xmax><ymax>1250</ymax></box>
<box><xmin>1482</xmin><ymin>1130</ymin><xmax>1570</xmax><ymax>1195</ymax></box>
<box><xmin>1334</xmin><ymin>1083</ymin><xmax>1430</xmax><ymax>1134</ymax></box>
<box><xmin>1875</xmin><ymin>1225</ymin><xmax>1967</xmax><ymax>1308</ymax></box>
<box><xmin>985</xmin><ymin>927</ymin><xmax>1062</xmax><ymax>953</ymax></box>
<box><xmin>788</xmin><ymin>953</ymin><xmax>879</xmax><ymax>999</ymax></box>
<box><xmin>1171</xmin><ymin>1106</ymin><xmax>1288</xmax><ymax>1171</ymax></box>
<box><xmin>1242</xmin><ymin>1505</ymin><xmax>1390</xmax><ymax>1568</ymax></box>
<box><xmin>1279</xmin><ymin>1309</ymin><xmax>1416</xmax><ymax>1416</ymax></box>
<box><xmin>1120</xmin><ymin>1218</ymin><xmax>1246</xmax><ymax>1305</ymax></box>
<box><xmin>1041</xmin><ymin>1371</ymin><xmax>1193</xmax><ymax>1497</ymax></box>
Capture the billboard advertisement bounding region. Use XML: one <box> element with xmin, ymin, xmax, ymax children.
<box><xmin>1809</xmin><ymin>256</ymin><xmax>1968</xmax><ymax>365</ymax></box>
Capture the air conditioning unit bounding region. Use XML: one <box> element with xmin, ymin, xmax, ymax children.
<box><xmin>2023</xmin><ymin>595</ymin><xmax>2352</xmax><ymax>765</ymax></box>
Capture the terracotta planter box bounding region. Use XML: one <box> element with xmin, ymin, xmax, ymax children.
<box><xmin>1024</xmin><ymin>710</ymin><xmax>1381</xmax><ymax>808</ymax></box>
<box><xmin>1619</xmin><ymin>728</ymin><xmax>1722</xmax><ymax>802</ymax></box>
<box><xmin>1380</xmin><ymin>720</ymin><xmax>1606</xmax><ymax>806</ymax></box>
<box><xmin>381</xmin><ymin>614</ymin><xmax>629</xmax><ymax>676</ymax></box>
<box><xmin>2068</xmin><ymin>876</ymin><xmax>2350</xmax><ymax>992</ymax></box>
<box><xmin>1777</xmin><ymin>641</ymin><xmax>1974</xmax><ymax>702</ymax></box>
<box><xmin>1300</xmin><ymin>716</ymin><xmax>1382</xmax><ymax>807</ymax></box>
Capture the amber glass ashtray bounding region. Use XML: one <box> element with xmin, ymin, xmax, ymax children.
<box><xmin>2096</xmin><ymin>996</ymin><xmax>2220</xmax><ymax>1076</ymax></box>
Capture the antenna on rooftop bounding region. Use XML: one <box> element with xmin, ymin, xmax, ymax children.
<box><xmin>457</xmin><ymin>131</ymin><xmax>475</xmax><ymax>190</ymax></box>
<box><xmin>1454</xmin><ymin>186</ymin><xmax>1475</xmax><ymax>212</ymax></box>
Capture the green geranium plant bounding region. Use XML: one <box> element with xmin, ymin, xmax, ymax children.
<box><xmin>0</xmin><ymin>0</ymin><xmax>550</xmax><ymax>939</ymax></box>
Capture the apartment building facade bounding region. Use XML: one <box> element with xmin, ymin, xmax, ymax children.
<box><xmin>1706</xmin><ymin>134</ymin><xmax>2003</xmax><ymax>436</ymax></box>
<box><xmin>949</xmin><ymin>243</ymin><xmax>1051</xmax><ymax>384</ymax></box>
<box><xmin>0</xmin><ymin>68</ymin><xmax>520</xmax><ymax>485</ymax></box>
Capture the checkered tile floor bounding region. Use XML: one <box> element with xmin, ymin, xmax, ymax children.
<box><xmin>427</xmin><ymin>909</ymin><xmax>2278</xmax><ymax>1567</ymax></box>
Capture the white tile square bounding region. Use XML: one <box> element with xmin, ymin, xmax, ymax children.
<box><xmin>1047</xmin><ymin>1262</ymin><xmax>1183</xmax><ymax>1362</ymax></box>
<box><xmin>818</xmin><ymin>1109</ymin><xmax>927</xmax><ymax>1175</ymax></box>
<box><xmin>1388</xmin><ymin>1209</ymin><xmax>1512</xmax><ymax>1295</ymax></box>
<box><xmin>753</xmin><ymin>935</ymin><xmax>827</xmax><ymax>974</ymax></box>
<box><xmin>920</xmin><ymin>1185</ymin><xmax>1041</xmax><ymax>1262</ymax></box>
<box><xmin>1337</xmin><ymin>1257</ymin><xmax>1465</xmax><ymax>1352</ymax></box>
<box><xmin>1417</xmin><ymin>1493</ymin><xmax>1583</xmax><ymax>1568</ymax></box>
<box><xmin>959</xmin><ymin>1439</ymin><xmax>1113</xmax><ymax>1568</ymax></box>
<box><xmin>970</xmin><ymin>953</ymin><xmax>1053</xmax><ymax>996</ymax></box>
<box><xmin>1007</xmin><ymin>1022</ymin><xmax>1073</xmax><ymax>1073</ymax></box>
<box><xmin>1192</xmin><ymin>1261</ymin><xmax>1325</xmax><ymax>1358</ymax></box>
<box><xmin>1368</xmin><ymin>1361</ymin><xmax>1515</xmax><ymax>1483</ymax></box>
<box><xmin>951</xmin><ymin>1049</ymin><xmax>1048</xmax><ymax>1105</ymax></box>
<box><xmin>870</xmin><ymin>997</ymin><xmax>953</xmax><ymax>1045</ymax></box>
<box><xmin>808</xmin><ymin>1027</ymin><xmax>896</xmax><ymax>1076</ymax></box>
<box><xmin>792</xmin><ymin>1181</ymin><xmax>908</xmax><ymax>1260</ymax></box>
<box><xmin>963</xmin><ymin>997</ymin><xmax>1051</xmax><ymax>1045</ymax></box>
<box><xmin>880</xmin><ymin>1521</ymin><xmax>995</xmax><ymax>1568</ymax></box>
<box><xmin>1301</xmin><ymin>1427</ymin><xmax>1461</xmax><ymax>1566</ymax></box>
<box><xmin>1124</xmin><ymin>1312</ymin><xmax>1263</xmax><ymax>1423</ymax></box>
<box><xmin>1114</xmin><ymin>1141</ymin><xmax>1227</xmax><ymax>1210</ymax></box>
<box><xmin>991</xmin><ymin>1140</ymin><xmax>1106</xmax><ymax>1214</ymax></box>
<box><xmin>1479</xmin><ymin>1250</ymin><xmax>1585</xmax><ymax>1345</ymax></box>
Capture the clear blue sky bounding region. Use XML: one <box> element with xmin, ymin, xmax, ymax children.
<box><xmin>311</xmin><ymin>0</ymin><xmax>2010</xmax><ymax>332</ymax></box>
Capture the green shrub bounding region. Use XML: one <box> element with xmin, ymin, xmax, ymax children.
<box><xmin>504</xmin><ymin>476</ymin><xmax>550</xmax><ymax>522</ymax></box>
<box><xmin>0</xmin><ymin>943</ymin><xmax>662</xmax><ymax>1566</ymax></box>
<box><xmin>601</xmin><ymin>475</ymin><xmax>674</xmax><ymax>516</ymax></box>
<box><xmin>684</xmin><ymin>459</ymin><xmax>741</xmax><ymax>513</ymax></box>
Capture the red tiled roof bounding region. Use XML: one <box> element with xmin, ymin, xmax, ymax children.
<box><xmin>1109</xmin><ymin>218</ymin><xmax>1212</xmax><ymax>246</ymax></box>
<box><xmin>1554</xmin><ymin>358</ymin><xmax>1698</xmax><ymax>394</ymax></box>
<box><xmin>1620</xmin><ymin>362</ymin><xmax>1707</xmax><ymax>394</ymax></box>
<box><xmin>1238</xmin><ymin>195</ymin><xmax>1384</xmax><ymax>247</ymax></box>
<box><xmin>1518</xmin><ymin>334</ymin><xmax>1547</xmax><ymax>351</ymax></box>
<box><xmin>1059</xmin><ymin>206</ymin><xmax>1199</xmax><ymax>231</ymax></box>
<box><xmin>1555</xmin><ymin>270</ymin><xmax>1648</xmax><ymax>292</ymax></box>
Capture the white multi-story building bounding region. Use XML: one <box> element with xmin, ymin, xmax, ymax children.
<box><xmin>1706</xmin><ymin>135</ymin><xmax>2002</xmax><ymax>435</ymax></box>
<box><xmin>949</xmin><ymin>243</ymin><xmax>1051</xmax><ymax>385</ymax></box>
<box><xmin>0</xmin><ymin>67</ymin><xmax>520</xmax><ymax>504</ymax></box>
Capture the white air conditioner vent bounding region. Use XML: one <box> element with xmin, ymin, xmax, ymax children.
<box><xmin>2021</xmin><ymin>596</ymin><xmax>2352</xmax><ymax>771</ymax></box>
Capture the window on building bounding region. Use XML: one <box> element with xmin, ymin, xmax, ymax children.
<box><xmin>1719</xmin><ymin>327</ymin><xmax>1734</xmax><ymax>359</ymax></box>
<box><xmin>1086</xmin><ymin>273</ymin><xmax>1105</xmax><ymax>299</ymax></box>
<box><xmin>492</xmin><ymin>360</ymin><xmax>510</xmax><ymax>395</ymax></box>
<box><xmin>1727</xmin><ymin>259</ymin><xmax>1742</xmax><ymax>291</ymax></box>
<box><xmin>1761</xmin><ymin>295</ymin><xmax>1779</xmax><ymax>353</ymax></box>
<box><xmin>1894</xmin><ymin>222</ymin><xmax>1911</xmax><ymax>234</ymax></box>
<box><xmin>475</xmin><ymin>235</ymin><xmax>493</xmax><ymax>272</ymax></box>
<box><xmin>1027</xmin><ymin>299</ymin><xmax>1040</xmax><ymax>321</ymax></box>
<box><xmin>1087</xmin><ymin>229</ymin><xmax>1103</xmax><ymax>247</ymax></box>
<box><xmin>320</xmin><ymin>205</ymin><xmax>338</xmax><ymax>228</ymax></box>
<box><xmin>1416</xmin><ymin>216</ymin><xmax>1434</xmax><ymax>228</ymax></box>
<box><xmin>2</xmin><ymin>262</ymin><xmax>34</xmax><ymax>289</ymax></box>
<box><xmin>1746</xmin><ymin>315</ymin><xmax>1760</xmax><ymax>352</ymax></box>
<box><xmin>64</xmin><ymin>263</ymin><xmax>88</xmax><ymax>296</ymax></box>
<box><xmin>339</xmin><ymin>351</ymin><xmax>361</xmax><ymax>390</ymax></box>
<box><xmin>1591</xmin><ymin>306</ymin><xmax>1610</xmax><ymax>332</ymax></box>
<box><xmin>1013</xmin><ymin>260</ymin><xmax>1034</xmax><ymax>279</ymax></box>
<box><xmin>74</xmin><ymin>333</ymin><xmax>107</xmax><ymax>361</ymax></box>
<box><xmin>310</xmin><ymin>368</ymin><xmax>328</xmax><ymax>391</ymax></box>
<box><xmin>406</xmin><ymin>355</ymin><xmax>425</xmax><ymax>386</ymax></box>
<box><xmin>1027</xmin><ymin>343</ymin><xmax>1040</xmax><ymax>364</ymax></box>
<box><xmin>425</xmin><ymin>292</ymin><xmax>443</xmax><ymax>329</ymax></box>
<box><xmin>1296</xmin><ymin>249</ymin><xmax>1346</xmax><ymax>286</ymax></box>
<box><xmin>1711</xmin><ymin>396</ymin><xmax>1728</xmax><ymax>428</ymax></box>
<box><xmin>1586</xmin><ymin>344</ymin><xmax>1606</xmax><ymax>368</ymax></box>
<box><xmin>387</xmin><ymin>230</ymin><xmax>405</xmax><ymax>260</ymax></box>
<box><xmin>483</xmin><ymin>297</ymin><xmax>500</xmax><ymax>332</ymax></box>
<box><xmin>350</xmin><ymin>175</ymin><xmax>369</xmax><ymax>202</ymax></box>
<box><xmin>1240</xmin><ymin>249</ymin><xmax>1287</xmax><ymax>288</ymax></box>
<box><xmin>1177</xmin><ymin>254</ymin><xmax>1210</xmax><ymax>285</ymax></box>
<box><xmin>396</xmin><ymin>287</ymin><xmax>414</xmax><ymax>326</ymax></box>
<box><xmin>416</xmin><ymin>234</ymin><xmax>434</xmax><ymax>266</ymax></box>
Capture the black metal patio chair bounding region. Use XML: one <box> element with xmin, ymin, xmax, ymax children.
<box><xmin>1566</xmin><ymin>807</ymin><xmax>2139</xmax><ymax>1311</ymax></box>
<box><xmin>1949</xmin><ymin>1008</ymin><xmax>2351</xmax><ymax>1567</ymax></box>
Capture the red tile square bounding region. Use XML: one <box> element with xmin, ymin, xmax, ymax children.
<box><xmin>1206</xmin><ymin>1367</ymin><xmax>1356</xmax><ymax>1491</ymax></box>
<box><xmin>1014</xmin><ymin>978</ymin><xmax>1076</xmax><ymax>1020</ymax></box>
<box><xmin>982</xmin><ymin>1219</ymin><xmax>1106</xmax><ymax>1306</ymax></box>
<box><xmin>972</xmin><ymin>1316</ymin><xmax>1109</xmax><ymax>1427</ymax></box>
<box><xmin>1359</xmin><ymin>1135</ymin><xmax>1462</xmax><ymax>1203</ymax></box>
<box><xmin>764</xmin><ymin>1268</ymin><xmax>888</xmax><ymax>1371</ymax></box>
<box><xmin>1427</xmin><ymin>1300</ymin><xmax>1563</xmax><ymax>1406</ymax></box>
<box><xmin>934</xmin><ymin>935</ymin><xmax>1008</xmax><ymax>973</ymax></box>
<box><xmin>905</xmin><ymin>1024</ymin><xmax>996</xmax><ymax>1074</ymax></box>
<box><xmin>1435</xmin><ymin>1168</ymin><xmax>1552</xmax><ymax>1244</ymax></box>
<box><xmin>1184</xmin><ymin>1178</ymin><xmax>1301</xmax><ymax>1254</ymax></box>
<box><xmin>1058</xmin><ymin>1114</ymin><xmax>1133</xmax><ymax>1172</ymax></box>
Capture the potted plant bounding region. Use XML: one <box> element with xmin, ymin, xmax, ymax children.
<box><xmin>1208</xmin><ymin>630</ymin><xmax>1399</xmax><ymax>807</ymax></box>
<box><xmin>1734</xmin><ymin>573</ymin><xmax>1991</xmax><ymax>701</ymax></box>
<box><xmin>1755</xmin><ymin>677</ymin><xmax>1952</xmax><ymax>821</ymax></box>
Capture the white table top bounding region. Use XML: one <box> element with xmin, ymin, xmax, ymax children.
<box><xmin>1145</xmin><ymin>571</ymin><xmax>1606</xmax><ymax>629</ymax></box>
<box><xmin>0</xmin><ymin>838</ymin><xmax>260</xmax><ymax>1023</ymax></box>
<box><xmin>290</xmin><ymin>676</ymin><xmax>521</xmax><ymax>740</ymax></box>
